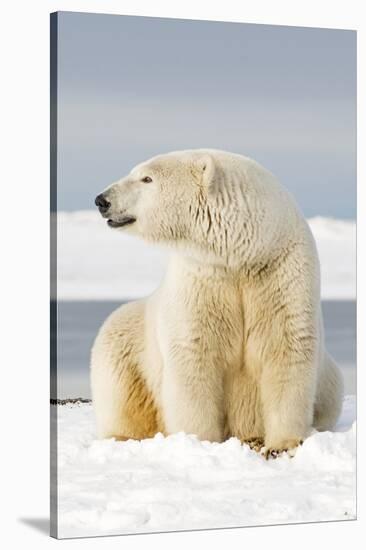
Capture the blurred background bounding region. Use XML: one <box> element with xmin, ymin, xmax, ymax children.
<box><xmin>53</xmin><ymin>12</ymin><xmax>356</xmax><ymax>398</ymax></box>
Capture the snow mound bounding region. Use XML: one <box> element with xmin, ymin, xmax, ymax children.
<box><xmin>56</xmin><ymin>211</ymin><xmax>355</xmax><ymax>301</ymax></box>
<box><xmin>56</xmin><ymin>395</ymin><xmax>356</xmax><ymax>538</ymax></box>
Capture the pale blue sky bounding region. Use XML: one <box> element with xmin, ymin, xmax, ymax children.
<box><xmin>55</xmin><ymin>12</ymin><xmax>356</xmax><ymax>218</ymax></box>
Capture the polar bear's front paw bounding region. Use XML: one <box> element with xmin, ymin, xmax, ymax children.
<box><xmin>262</xmin><ymin>438</ymin><xmax>303</xmax><ymax>460</ymax></box>
<box><xmin>243</xmin><ymin>437</ymin><xmax>265</xmax><ymax>453</ymax></box>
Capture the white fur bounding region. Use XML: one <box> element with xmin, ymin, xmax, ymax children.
<box><xmin>91</xmin><ymin>149</ymin><xmax>343</xmax><ymax>453</ymax></box>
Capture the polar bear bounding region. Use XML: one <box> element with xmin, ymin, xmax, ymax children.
<box><xmin>91</xmin><ymin>149</ymin><xmax>343</xmax><ymax>457</ymax></box>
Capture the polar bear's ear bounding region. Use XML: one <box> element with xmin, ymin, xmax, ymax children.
<box><xmin>194</xmin><ymin>154</ymin><xmax>217</xmax><ymax>194</ymax></box>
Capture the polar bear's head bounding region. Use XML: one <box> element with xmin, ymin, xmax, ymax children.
<box><xmin>95</xmin><ymin>149</ymin><xmax>292</xmax><ymax>266</ymax></box>
<box><xmin>96</xmin><ymin>150</ymin><xmax>219</xmax><ymax>245</ymax></box>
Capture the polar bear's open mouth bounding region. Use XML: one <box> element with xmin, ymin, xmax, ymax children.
<box><xmin>107</xmin><ymin>217</ymin><xmax>136</xmax><ymax>228</ymax></box>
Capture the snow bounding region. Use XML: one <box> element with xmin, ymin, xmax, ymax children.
<box><xmin>56</xmin><ymin>396</ymin><xmax>356</xmax><ymax>538</ymax></box>
<box><xmin>56</xmin><ymin>211</ymin><xmax>356</xmax><ymax>301</ymax></box>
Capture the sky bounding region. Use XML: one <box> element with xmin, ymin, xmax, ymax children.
<box><xmin>55</xmin><ymin>12</ymin><xmax>356</xmax><ymax>218</ymax></box>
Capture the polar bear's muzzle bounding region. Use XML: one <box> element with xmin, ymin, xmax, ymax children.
<box><xmin>95</xmin><ymin>192</ymin><xmax>137</xmax><ymax>229</ymax></box>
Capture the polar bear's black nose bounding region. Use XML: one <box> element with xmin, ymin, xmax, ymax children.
<box><xmin>95</xmin><ymin>193</ymin><xmax>111</xmax><ymax>213</ymax></box>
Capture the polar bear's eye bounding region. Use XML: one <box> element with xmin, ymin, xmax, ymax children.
<box><xmin>141</xmin><ymin>176</ymin><xmax>153</xmax><ymax>183</ymax></box>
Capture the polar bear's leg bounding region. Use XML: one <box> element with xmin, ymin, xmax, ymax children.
<box><xmin>313</xmin><ymin>352</ymin><xmax>344</xmax><ymax>431</ymax></box>
<box><xmin>91</xmin><ymin>301</ymin><xmax>162</xmax><ymax>440</ymax></box>
<box><xmin>161</xmin><ymin>350</ymin><xmax>225</xmax><ymax>442</ymax></box>
<box><xmin>260</xmin><ymin>356</ymin><xmax>316</xmax><ymax>455</ymax></box>
<box><xmin>225</xmin><ymin>369</ymin><xmax>265</xmax><ymax>444</ymax></box>
<box><xmin>159</xmin><ymin>276</ymin><xmax>241</xmax><ymax>443</ymax></box>
<box><xmin>258</xmin><ymin>306</ymin><xmax>318</xmax><ymax>454</ymax></box>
